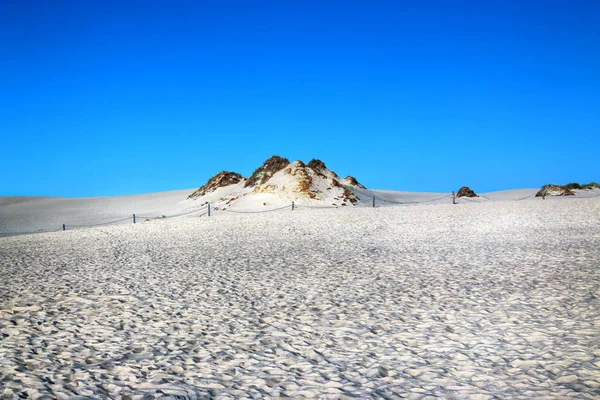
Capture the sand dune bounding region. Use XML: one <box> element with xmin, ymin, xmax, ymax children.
<box><xmin>2</xmin><ymin>187</ymin><xmax>599</xmax><ymax>237</ymax></box>
<box><xmin>1</xmin><ymin>197</ymin><xmax>599</xmax><ymax>398</ymax></box>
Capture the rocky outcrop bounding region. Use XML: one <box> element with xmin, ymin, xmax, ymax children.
<box><xmin>188</xmin><ymin>171</ymin><xmax>244</xmax><ymax>199</ymax></box>
<box><xmin>456</xmin><ymin>186</ymin><xmax>478</xmax><ymax>198</ymax></box>
<box><xmin>343</xmin><ymin>176</ymin><xmax>366</xmax><ymax>189</ymax></box>
<box><xmin>535</xmin><ymin>184</ymin><xmax>575</xmax><ymax>197</ymax></box>
<box><xmin>244</xmin><ymin>156</ymin><xmax>290</xmax><ymax>188</ymax></box>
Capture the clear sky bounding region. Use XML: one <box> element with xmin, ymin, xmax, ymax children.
<box><xmin>1</xmin><ymin>0</ymin><xmax>598</xmax><ymax>197</ymax></box>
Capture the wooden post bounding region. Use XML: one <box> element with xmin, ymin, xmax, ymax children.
<box><xmin>372</xmin><ymin>195</ymin><xmax>375</xmax><ymax>208</ymax></box>
<box><xmin>292</xmin><ymin>201</ymin><xmax>294</xmax><ymax>211</ymax></box>
<box><xmin>133</xmin><ymin>214</ymin><xmax>136</xmax><ymax>224</ymax></box>
<box><xmin>208</xmin><ymin>203</ymin><xmax>211</xmax><ymax>217</ymax></box>
<box><xmin>542</xmin><ymin>190</ymin><xmax>546</xmax><ymax>200</ymax></box>
<box><xmin>62</xmin><ymin>224</ymin><xmax>65</xmax><ymax>231</ymax></box>
<box><xmin>452</xmin><ymin>191</ymin><xmax>456</xmax><ymax>205</ymax></box>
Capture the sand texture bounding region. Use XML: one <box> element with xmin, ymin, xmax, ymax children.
<box><xmin>1</xmin><ymin>198</ymin><xmax>599</xmax><ymax>399</ymax></box>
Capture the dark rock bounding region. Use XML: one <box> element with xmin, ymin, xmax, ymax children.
<box><xmin>456</xmin><ymin>186</ymin><xmax>478</xmax><ymax>198</ymax></box>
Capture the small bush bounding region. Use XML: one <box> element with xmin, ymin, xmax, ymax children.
<box><xmin>582</xmin><ymin>182</ymin><xmax>600</xmax><ymax>190</ymax></box>
<box><xmin>564</xmin><ymin>182</ymin><xmax>581</xmax><ymax>190</ymax></box>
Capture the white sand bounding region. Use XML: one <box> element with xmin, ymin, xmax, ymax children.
<box><xmin>3</xmin><ymin>187</ymin><xmax>598</xmax><ymax>237</ymax></box>
<box><xmin>1</xmin><ymin>197</ymin><xmax>599</xmax><ymax>398</ymax></box>
<box><xmin>0</xmin><ymin>189</ymin><xmax>197</xmax><ymax>236</ymax></box>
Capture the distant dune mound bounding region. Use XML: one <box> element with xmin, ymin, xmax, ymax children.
<box><xmin>188</xmin><ymin>171</ymin><xmax>245</xmax><ymax>199</ymax></box>
<box><xmin>456</xmin><ymin>186</ymin><xmax>478</xmax><ymax>198</ymax></box>
<box><xmin>536</xmin><ymin>184</ymin><xmax>575</xmax><ymax>197</ymax></box>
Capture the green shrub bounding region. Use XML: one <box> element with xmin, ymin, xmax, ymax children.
<box><xmin>582</xmin><ymin>182</ymin><xmax>600</xmax><ymax>190</ymax></box>
<box><xmin>564</xmin><ymin>182</ymin><xmax>581</xmax><ymax>190</ymax></box>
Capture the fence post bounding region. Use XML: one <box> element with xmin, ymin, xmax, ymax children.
<box><xmin>452</xmin><ymin>191</ymin><xmax>456</xmax><ymax>205</ymax></box>
<box><xmin>133</xmin><ymin>214</ymin><xmax>136</xmax><ymax>224</ymax></box>
<box><xmin>62</xmin><ymin>224</ymin><xmax>65</xmax><ymax>231</ymax></box>
<box><xmin>372</xmin><ymin>195</ymin><xmax>375</xmax><ymax>208</ymax></box>
<box><xmin>208</xmin><ymin>203</ymin><xmax>211</xmax><ymax>217</ymax></box>
<box><xmin>292</xmin><ymin>201</ymin><xmax>294</xmax><ymax>211</ymax></box>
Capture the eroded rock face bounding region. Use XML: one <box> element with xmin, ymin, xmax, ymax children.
<box><xmin>456</xmin><ymin>186</ymin><xmax>478</xmax><ymax>198</ymax></box>
<box><xmin>188</xmin><ymin>171</ymin><xmax>244</xmax><ymax>199</ymax></box>
<box><xmin>244</xmin><ymin>156</ymin><xmax>290</xmax><ymax>188</ymax></box>
<box><xmin>536</xmin><ymin>184</ymin><xmax>575</xmax><ymax>197</ymax></box>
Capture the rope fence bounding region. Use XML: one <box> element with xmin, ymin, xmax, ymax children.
<box><xmin>0</xmin><ymin>190</ymin><xmax>544</xmax><ymax>238</ymax></box>
<box><xmin>515</xmin><ymin>192</ymin><xmax>538</xmax><ymax>201</ymax></box>
<box><xmin>165</xmin><ymin>207</ymin><xmax>209</xmax><ymax>218</ymax></box>
<box><xmin>454</xmin><ymin>195</ymin><xmax>483</xmax><ymax>203</ymax></box>
<box><xmin>223</xmin><ymin>205</ymin><xmax>290</xmax><ymax>214</ymax></box>
<box><xmin>67</xmin><ymin>217</ymin><xmax>133</xmax><ymax>228</ymax></box>
<box><xmin>294</xmin><ymin>204</ymin><xmax>340</xmax><ymax>209</ymax></box>
<box><xmin>0</xmin><ymin>227</ymin><xmax>64</xmax><ymax>238</ymax></box>
<box><xmin>0</xmin><ymin>205</ymin><xmax>209</xmax><ymax>238</ymax></box>
<box><xmin>375</xmin><ymin>194</ymin><xmax>453</xmax><ymax>205</ymax></box>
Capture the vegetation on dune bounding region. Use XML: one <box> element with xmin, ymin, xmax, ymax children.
<box><xmin>245</xmin><ymin>155</ymin><xmax>290</xmax><ymax>188</ymax></box>
<box><xmin>539</xmin><ymin>182</ymin><xmax>600</xmax><ymax>196</ymax></box>
<box><xmin>188</xmin><ymin>171</ymin><xmax>244</xmax><ymax>199</ymax></box>
<box><xmin>535</xmin><ymin>184</ymin><xmax>574</xmax><ymax>197</ymax></box>
<box><xmin>581</xmin><ymin>182</ymin><xmax>600</xmax><ymax>190</ymax></box>
<box><xmin>307</xmin><ymin>158</ymin><xmax>327</xmax><ymax>171</ymax></box>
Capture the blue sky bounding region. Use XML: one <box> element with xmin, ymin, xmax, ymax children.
<box><xmin>1</xmin><ymin>0</ymin><xmax>598</xmax><ymax>197</ymax></box>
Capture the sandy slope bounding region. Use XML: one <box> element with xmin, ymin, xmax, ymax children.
<box><xmin>0</xmin><ymin>189</ymin><xmax>197</xmax><ymax>236</ymax></box>
<box><xmin>1</xmin><ymin>198</ymin><xmax>599</xmax><ymax>398</ymax></box>
<box><xmin>3</xmin><ymin>187</ymin><xmax>599</xmax><ymax>237</ymax></box>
